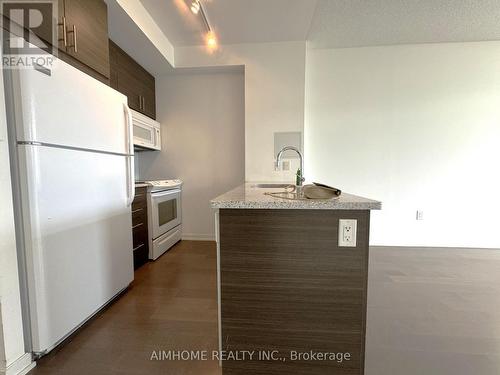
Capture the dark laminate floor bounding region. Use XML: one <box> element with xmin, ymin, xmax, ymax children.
<box><xmin>365</xmin><ymin>246</ymin><xmax>500</xmax><ymax>375</ymax></box>
<box><xmin>29</xmin><ymin>240</ymin><xmax>221</xmax><ymax>375</ymax></box>
<box><xmin>27</xmin><ymin>242</ymin><xmax>500</xmax><ymax>375</ymax></box>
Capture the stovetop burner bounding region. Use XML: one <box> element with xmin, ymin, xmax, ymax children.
<box><xmin>136</xmin><ymin>179</ymin><xmax>183</xmax><ymax>192</ymax></box>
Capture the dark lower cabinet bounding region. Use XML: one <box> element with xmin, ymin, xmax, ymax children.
<box><xmin>132</xmin><ymin>186</ymin><xmax>149</xmax><ymax>269</ymax></box>
<box><xmin>109</xmin><ymin>39</ymin><xmax>156</xmax><ymax>119</ymax></box>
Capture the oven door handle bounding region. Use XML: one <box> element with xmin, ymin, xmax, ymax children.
<box><xmin>150</xmin><ymin>189</ymin><xmax>181</xmax><ymax>199</ymax></box>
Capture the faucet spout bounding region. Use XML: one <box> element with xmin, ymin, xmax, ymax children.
<box><xmin>276</xmin><ymin>146</ymin><xmax>305</xmax><ymax>186</ymax></box>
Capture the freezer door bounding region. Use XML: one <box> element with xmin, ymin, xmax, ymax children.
<box><xmin>18</xmin><ymin>144</ymin><xmax>134</xmax><ymax>353</ymax></box>
<box><xmin>11</xmin><ymin>59</ymin><xmax>130</xmax><ymax>155</ymax></box>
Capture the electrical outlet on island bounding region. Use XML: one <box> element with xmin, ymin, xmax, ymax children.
<box><xmin>338</xmin><ymin>219</ymin><xmax>357</xmax><ymax>247</ymax></box>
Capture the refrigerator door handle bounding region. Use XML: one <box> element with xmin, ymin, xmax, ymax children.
<box><xmin>126</xmin><ymin>156</ymin><xmax>134</xmax><ymax>207</ymax></box>
<box><xmin>124</xmin><ymin>103</ymin><xmax>134</xmax><ymax>155</ymax></box>
<box><xmin>124</xmin><ymin>103</ymin><xmax>135</xmax><ymax>206</ymax></box>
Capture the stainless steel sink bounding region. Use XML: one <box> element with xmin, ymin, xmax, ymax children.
<box><xmin>265</xmin><ymin>191</ymin><xmax>307</xmax><ymax>201</ymax></box>
<box><xmin>251</xmin><ymin>183</ymin><xmax>295</xmax><ymax>189</ymax></box>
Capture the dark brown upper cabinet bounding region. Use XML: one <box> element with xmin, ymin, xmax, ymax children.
<box><xmin>2</xmin><ymin>0</ymin><xmax>109</xmax><ymax>83</ymax></box>
<box><xmin>59</xmin><ymin>0</ymin><xmax>110</xmax><ymax>80</ymax></box>
<box><xmin>109</xmin><ymin>40</ymin><xmax>156</xmax><ymax>120</ymax></box>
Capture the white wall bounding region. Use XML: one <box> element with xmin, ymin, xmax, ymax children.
<box><xmin>175</xmin><ymin>42</ymin><xmax>306</xmax><ymax>182</ymax></box>
<box><xmin>0</xmin><ymin>67</ymin><xmax>32</xmax><ymax>373</ymax></box>
<box><xmin>137</xmin><ymin>71</ymin><xmax>245</xmax><ymax>240</ymax></box>
<box><xmin>305</xmin><ymin>42</ymin><xmax>500</xmax><ymax>248</ymax></box>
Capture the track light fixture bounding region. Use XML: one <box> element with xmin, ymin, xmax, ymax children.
<box><xmin>190</xmin><ymin>0</ymin><xmax>200</xmax><ymax>14</ymax></box>
<box><xmin>188</xmin><ymin>0</ymin><xmax>217</xmax><ymax>50</ymax></box>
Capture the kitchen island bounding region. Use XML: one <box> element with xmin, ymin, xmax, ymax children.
<box><xmin>211</xmin><ymin>184</ymin><xmax>381</xmax><ymax>375</ymax></box>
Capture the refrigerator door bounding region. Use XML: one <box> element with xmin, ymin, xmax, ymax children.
<box><xmin>18</xmin><ymin>144</ymin><xmax>134</xmax><ymax>353</ymax></box>
<box><xmin>11</xmin><ymin>59</ymin><xmax>130</xmax><ymax>155</ymax></box>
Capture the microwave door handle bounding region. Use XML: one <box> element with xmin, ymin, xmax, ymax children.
<box><xmin>155</xmin><ymin>128</ymin><xmax>161</xmax><ymax>149</ymax></box>
<box><xmin>124</xmin><ymin>103</ymin><xmax>135</xmax><ymax>206</ymax></box>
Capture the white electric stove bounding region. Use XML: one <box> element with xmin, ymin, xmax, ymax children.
<box><xmin>136</xmin><ymin>179</ymin><xmax>183</xmax><ymax>260</ymax></box>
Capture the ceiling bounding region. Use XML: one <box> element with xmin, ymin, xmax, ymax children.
<box><xmin>140</xmin><ymin>0</ymin><xmax>318</xmax><ymax>46</ymax></box>
<box><xmin>106</xmin><ymin>0</ymin><xmax>175</xmax><ymax>75</ymax></box>
<box><xmin>139</xmin><ymin>0</ymin><xmax>500</xmax><ymax>48</ymax></box>
<box><xmin>308</xmin><ymin>0</ymin><xmax>500</xmax><ymax>48</ymax></box>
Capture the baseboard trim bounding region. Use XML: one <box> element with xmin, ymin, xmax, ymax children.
<box><xmin>370</xmin><ymin>245</ymin><xmax>500</xmax><ymax>251</ymax></box>
<box><xmin>182</xmin><ymin>233</ymin><xmax>215</xmax><ymax>241</ymax></box>
<box><xmin>4</xmin><ymin>353</ymin><xmax>35</xmax><ymax>375</ymax></box>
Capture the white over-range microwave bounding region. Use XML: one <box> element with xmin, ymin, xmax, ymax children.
<box><xmin>131</xmin><ymin>109</ymin><xmax>161</xmax><ymax>150</ymax></box>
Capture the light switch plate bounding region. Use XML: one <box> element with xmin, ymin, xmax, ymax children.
<box><xmin>338</xmin><ymin>219</ymin><xmax>357</xmax><ymax>247</ymax></box>
<box><xmin>416</xmin><ymin>210</ymin><xmax>424</xmax><ymax>220</ymax></box>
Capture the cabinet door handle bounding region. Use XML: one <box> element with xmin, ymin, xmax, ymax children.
<box><xmin>58</xmin><ymin>16</ymin><xmax>67</xmax><ymax>47</ymax></box>
<box><xmin>132</xmin><ymin>208</ymin><xmax>143</xmax><ymax>214</ymax></box>
<box><xmin>67</xmin><ymin>25</ymin><xmax>77</xmax><ymax>53</ymax></box>
<box><xmin>138</xmin><ymin>95</ymin><xmax>142</xmax><ymax>110</ymax></box>
<box><xmin>133</xmin><ymin>243</ymin><xmax>145</xmax><ymax>251</ymax></box>
<box><xmin>142</xmin><ymin>96</ymin><xmax>145</xmax><ymax>110</ymax></box>
<box><xmin>73</xmin><ymin>25</ymin><xmax>78</xmax><ymax>53</ymax></box>
<box><xmin>132</xmin><ymin>223</ymin><xmax>143</xmax><ymax>229</ymax></box>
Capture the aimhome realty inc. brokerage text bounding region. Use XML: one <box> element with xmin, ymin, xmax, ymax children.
<box><xmin>150</xmin><ymin>350</ymin><xmax>352</xmax><ymax>363</ymax></box>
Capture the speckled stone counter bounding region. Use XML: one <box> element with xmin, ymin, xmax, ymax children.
<box><xmin>211</xmin><ymin>183</ymin><xmax>381</xmax><ymax>210</ymax></box>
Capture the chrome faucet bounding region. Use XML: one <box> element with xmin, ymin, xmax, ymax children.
<box><xmin>275</xmin><ymin>146</ymin><xmax>305</xmax><ymax>186</ymax></box>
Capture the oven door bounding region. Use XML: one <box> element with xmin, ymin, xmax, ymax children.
<box><xmin>150</xmin><ymin>189</ymin><xmax>182</xmax><ymax>239</ymax></box>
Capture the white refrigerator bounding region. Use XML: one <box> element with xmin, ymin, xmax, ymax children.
<box><xmin>4</xmin><ymin>58</ymin><xmax>135</xmax><ymax>355</ymax></box>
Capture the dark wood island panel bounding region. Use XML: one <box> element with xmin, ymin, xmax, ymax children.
<box><xmin>218</xmin><ymin>208</ymin><xmax>371</xmax><ymax>375</ymax></box>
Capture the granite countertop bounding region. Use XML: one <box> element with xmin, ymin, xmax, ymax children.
<box><xmin>135</xmin><ymin>182</ymin><xmax>150</xmax><ymax>188</ymax></box>
<box><xmin>211</xmin><ymin>183</ymin><xmax>381</xmax><ymax>210</ymax></box>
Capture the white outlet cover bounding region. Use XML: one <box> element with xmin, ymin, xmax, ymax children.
<box><xmin>339</xmin><ymin>219</ymin><xmax>357</xmax><ymax>247</ymax></box>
